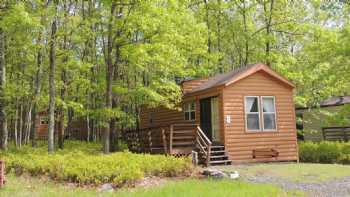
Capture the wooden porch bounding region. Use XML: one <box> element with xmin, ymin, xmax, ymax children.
<box><xmin>124</xmin><ymin>124</ymin><xmax>231</xmax><ymax>166</ymax></box>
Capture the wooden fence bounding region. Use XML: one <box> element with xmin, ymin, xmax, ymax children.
<box><xmin>322</xmin><ymin>126</ymin><xmax>350</xmax><ymax>141</ymax></box>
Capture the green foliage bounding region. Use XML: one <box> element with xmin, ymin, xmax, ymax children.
<box><xmin>299</xmin><ymin>141</ymin><xmax>319</xmax><ymax>163</ymax></box>
<box><xmin>0</xmin><ymin>141</ymin><xmax>193</xmax><ymax>186</ymax></box>
<box><xmin>299</xmin><ymin>141</ymin><xmax>350</xmax><ymax>164</ymax></box>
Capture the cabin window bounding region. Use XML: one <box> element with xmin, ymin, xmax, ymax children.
<box><xmin>245</xmin><ymin>96</ymin><xmax>261</xmax><ymax>131</ymax></box>
<box><xmin>262</xmin><ymin>96</ymin><xmax>277</xmax><ymax>130</ymax></box>
<box><xmin>184</xmin><ymin>102</ymin><xmax>196</xmax><ymax>121</ymax></box>
<box><xmin>40</xmin><ymin>116</ymin><xmax>49</xmax><ymax>125</ymax></box>
<box><xmin>245</xmin><ymin>96</ymin><xmax>277</xmax><ymax>131</ymax></box>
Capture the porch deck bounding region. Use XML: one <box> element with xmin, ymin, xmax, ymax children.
<box><xmin>124</xmin><ymin>124</ymin><xmax>231</xmax><ymax>166</ymax></box>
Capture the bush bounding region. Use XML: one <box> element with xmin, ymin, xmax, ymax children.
<box><xmin>317</xmin><ymin>142</ymin><xmax>341</xmax><ymax>163</ymax></box>
<box><xmin>0</xmin><ymin>141</ymin><xmax>193</xmax><ymax>186</ymax></box>
<box><xmin>299</xmin><ymin>141</ymin><xmax>350</xmax><ymax>164</ymax></box>
<box><xmin>338</xmin><ymin>154</ymin><xmax>350</xmax><ymax>164</ymax></box>
<box><xmin>299</xmin><ymin>141</ymin><xmax>319</xmax><ymax>162</ymax></box>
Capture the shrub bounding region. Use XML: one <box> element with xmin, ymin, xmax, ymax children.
<box><xmin>0</xmin><ymin>141</ymin><xmax>193</xmax><ymax>186</ymax></box>
<box><xmin>337</xmin><ymin>154</ymin><xmax>350</xmax><ymax>164</ymax></box>
<box><xmin>317</xmin><ymin>141</ymin><xmax>341</xmax><ymax>163</ymax></box>
<box><xmin>299</xmin><ymin>141</ymin><xmax>350</xmax><ymax>164</ymax></box>
<box><xmin>299</xmin><ymin>141</ymin><xmax>319</xmax><ymax>162</ymax></box>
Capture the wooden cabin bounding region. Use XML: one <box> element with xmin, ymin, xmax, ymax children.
<box><xmin>35</xmin><ymin>111</ymin><xmax>88</xmax><ymax>140</ymax></box>
<box><xmin>126</xmin><ymin>63</ymin><xmax>298</xmax><ymax>166</ymax></box>
<box><xmin>296</xmin><ymin>96</ymin><xmax>350</xmax><ymax>142</ymax></box>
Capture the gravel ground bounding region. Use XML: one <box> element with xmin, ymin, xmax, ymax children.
<box><xmin>243</xmin><ymin>173</ymin><xmax>350</xmax><ymax>197</ymax></box>
<box><xmin>211</xmin><ymin>165</ymin><xmax>350</xmax><ymax>197</ymax></box>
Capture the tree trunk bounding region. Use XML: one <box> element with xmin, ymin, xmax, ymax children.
<box><xmin>24</xmin><ymin>103</ymin><xmax>32</xmax><ymax>144</ymax></box>
<box><xmin>19</xmin><ymin>103</ymin><xmax>23</xmax><ymax>147</ymax></box>
<box><xmin>203</xmin><ymin>0</ymin><xmax>211</xmax><ymax>66</ymax></box>
<box><xmin>31</xmin><ymin>31</ymin><xmax>43</xmax><ymax>148</ymax></box>
<box><xmin>14</xmin><ymin>104</ymin><xmax>18</xmax><ymax>147</ymax></box>
<box><xmin>48</xmin><ymin>18</ymin><xmax>57</xmax><ymax>153</ymax></box>
<box><xmin>58</xmin><ymin>69</ymin><xmax>66</xmax><ymax>149</ymax></box>
<box><xmin>86</xmin><ymin>115</ymin><xmax>90</xmax><ymax>142</ymax></box>
<box><xmin>263</xmin><ymin>0</ymin><xmax>274</xmax><ymax>67</ymax></box>
<box><xmin>216</xmin><ymin>0</ymin><xmax>223</xmax><ymax>73</ymax></box>
<box><xmin>242</xmin><ymin>0</ymin><xmax>249</xmax><ymax>65</ymax></box>
<box><xmin>0</xmin><ymin>28</ymin><xmax>7</xmax><ymax>150</ymax></box>
<box><xmin>104</xmin><ymin>2</ymin><xmax>116</xmax><ymax>154</ymax></box>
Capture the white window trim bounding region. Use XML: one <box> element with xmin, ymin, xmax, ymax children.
<box><xmin>244</xmin><ymin>96</ymin><xmax>261</xmax><ymax>132</ymax></box>
<box><xmin>261</xmin><ymin>96</ymin><xmax>277</xmax><ymax>131</ymax></box>
<box><xmin>184</xmin><ymin>101</ymin><xmax>196</xmax><ymax>121</ymax></box>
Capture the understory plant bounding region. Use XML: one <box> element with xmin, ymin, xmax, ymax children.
<box><xmin>0</xmin><ymin>141</ymin><xmax>192</xmax><ymax>186</ymax></box>
<box><xmin>299</xmin><ymin>141</ymin><xmax>350</xmax><ymax>164</ymax></box>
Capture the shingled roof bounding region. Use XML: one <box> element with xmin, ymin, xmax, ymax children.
<box><xmin>186</xmin><ymin>63</ymin><xmax>294</xmax><ymax>95</ymax></box>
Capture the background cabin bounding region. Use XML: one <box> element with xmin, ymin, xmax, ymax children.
<box><xmin>128</xmin><ymin>63</ymin><xmax>298</xmax><ymax>165</ymax></box>
<box><xmin>296</xmin><ymin>96</ymin><xmax>350</xmax><ymax>142</ymax></box>
<box><xmin>35</xmin><ymin>111</ymin><xmax>89</xmax><ymax>141</ymax></box>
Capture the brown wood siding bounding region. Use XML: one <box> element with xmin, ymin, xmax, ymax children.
<box><xmin>222</xmin><ymin>71</ymin><xmax>298</xmax><ymax>163</ymax></box>
<box><xmin>140</xmin><ymin>97</ymin><xmax>199</xmax><ymax>129</ymax></box>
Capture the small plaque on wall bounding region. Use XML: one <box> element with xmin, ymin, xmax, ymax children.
<box><xmin>226</xmin><ymin>115</ymin><xmax>231</xmax><ymax>124</ymax></box>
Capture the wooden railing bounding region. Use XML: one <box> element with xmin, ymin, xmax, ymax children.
<box><xmin>169</xmin><ymin>124</ymin><xmax>197</xmax><ymax>155</ymax></box>
<box><xmin>124</xmin><ymin>124</ymin><xmax>210</xmax><ymax>161</ymax></box>
<box><xmin>322</xmin><ymin>126</ymin><xmax>350</xmax><ymax>142</ymax></box>
<box><xmin>123</xmin><ymin>126</ymin><xmax>168</xmax><ymax>154</ymax></box>
<box><xmin>195</xmin><ymin>126</ymin><xmax>212</xmax><ymax>166</ymax></box>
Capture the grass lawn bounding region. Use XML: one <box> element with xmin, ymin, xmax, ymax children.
<box><xmin>219</xmin><ymin>163</ymin><xmax>350</xmax><ymax>183</ymax></box>
<box><xmin>0</xmin><ymin>174</ymin><xmax>302</xmax><ymax>197</ymax></box>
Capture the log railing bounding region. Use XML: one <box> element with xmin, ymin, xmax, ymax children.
<box><xmin>195</xmin><ymin>126</ymin><xmax>212</xmax><ymax>166</ymax></box>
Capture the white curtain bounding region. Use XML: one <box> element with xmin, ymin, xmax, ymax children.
<box><xmin>246</xmin><ymin>97</ymin><xmax>257</xmax><ymax>112</ymax></box>
<box><xmin>263</xmin><ymin>97</ymin><xmax>275</xmax><ymax>112</ymax></box>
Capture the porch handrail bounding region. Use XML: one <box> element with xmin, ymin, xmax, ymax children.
<box><xmin>195</xmin><ymin>126</ymin><xmax>212</xmax><ymax>166</ymax></box>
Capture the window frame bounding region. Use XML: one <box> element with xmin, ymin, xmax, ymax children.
<box><xmin>184</xmin><ymin>101</ymin><xmax>196</xmax><ymax>121</ymax></box>
<box><xmin>261</xmin><ymin>96</ymin><xmax>277</xmax><ymax>131</ymax></box>
<box><xmin>40</xmin><ymin>116</ymin><xmax>49</xmax><ymax>125</ymax></box>
<box><xmin>244</xmin><ymin>96</ymin><xmax>261</xmax><ymax>132</ymax></box>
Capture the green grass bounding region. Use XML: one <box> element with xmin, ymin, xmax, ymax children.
<box><xmin>0</xmin><ymin>174</ymin><xmax>302</xmax><ymax>197</ymax></box>
<box><xmin>219</xmin><ymin>163</ymin><xmax>350</xmax><ymax>183</ymax></box>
